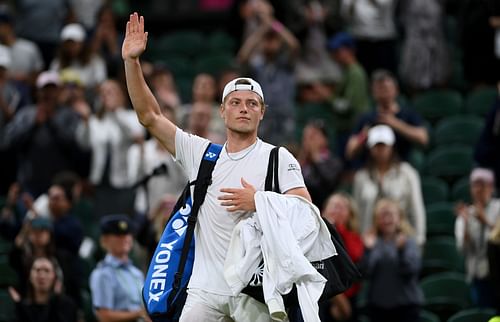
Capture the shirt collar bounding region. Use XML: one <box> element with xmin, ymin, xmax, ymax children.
<box><xmin>104</xmin><ymin>253</ymin><xmax>131</xmax><ymax>268</ymax></box>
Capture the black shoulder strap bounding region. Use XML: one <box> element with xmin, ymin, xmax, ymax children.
<box><xmin>170</xmin><ymin>143</ymin><xmax>222</xmax><ymax>301</ymax></box>
<box><xmin>265</xmin><ymin>146</ymin><xmax>280</xmax><ymax>193</ymax></box>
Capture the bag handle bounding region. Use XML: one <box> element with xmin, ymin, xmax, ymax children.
<box><xmin>168</xmin><ymin>143</ymin><xmax>222</xmax><ymax>303</ymax></box>
<box><xmin>265</xmin><ymin>146</ymin><xmax>280</xmax><ymax>193</ymax></box>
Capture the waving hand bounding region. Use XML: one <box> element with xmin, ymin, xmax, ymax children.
<box><xmin>122</xmin><ymin>12</ymin><xmax>148</xmax><ymax>61</ymax></box>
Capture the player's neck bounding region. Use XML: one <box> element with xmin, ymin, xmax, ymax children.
<box><xmin>225</xmin><ymin>132</ymin><xmax>258</xmax><ymax>153</ymax></box>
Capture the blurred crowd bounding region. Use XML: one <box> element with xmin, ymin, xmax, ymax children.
<box><xmin>0</xmin><ymin>0</ymin><xmax>499</xmax><ymax>322</ymax></box>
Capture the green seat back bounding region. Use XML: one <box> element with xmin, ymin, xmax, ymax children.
<box><xmin>450</xmin><ymin>176</ymin><xmax>471</xmax><ymax>203</ymax></box>
<box><xmin>433</xmin><ymin>115</ymin><xmax>484</xmax><ymax>146</ymax></box>
<box><xmin>422</xmin><ymin>236</ymin><xmax>464</xmax><ymax>276</ymax></box>
<box><xmin>421</xmin><ymin>176</ymin><xmax>449</xmax><ymax>205</ymax></box>
<box><xmin>420</xmin><ymin>309</ymin><xmax>441</xmax><ymax>322</ymax></box>
<box><xmin>412</xmin><ymin>90</ymin><xmax>463</xmax><ymax>123</ymax></box>
<box><xmin>447</xmin><ymin>308</ymin><xmax>497</xmax><ymax>322</ymax></box>
<box><xmin>0</xmin><ymin>288</ymin><xmax>16</xmax><ymax>322</ymax></box>
<box><xmin>424</xmin><ymin>146</ymin><xmax>473</xmax><ymax>180</ymax></box>
<box><xmin>464</xmin><ymin>87</ymin><xmax>498</xmax><ymax>116</ymax></box>
<box><xmin>426</xmin><ymin>202</ymin><xmax>456</xmax><ymax>237</ymax></box>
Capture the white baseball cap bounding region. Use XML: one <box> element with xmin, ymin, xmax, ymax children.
<box><xmin>367</xmin><ymin>125</ymin><xmax>395</xmax><ymax>148</ymax></box>
<box><xmin>221</xmin><ymin>77</ymin><xmax>264</xmax><ymax>103</ymax></box>
<box><xmin>0</xmin><ymin>44</ymin><xmax>11</xmax><ymax>68</ymax></box>
<box><xmin>36</xmin><ymin>70</ymin><xmax>61</xmax><ymax>89</ymax></box>
<box><xmin>61</xmin><ymin>23</ymin><xmax>86</xmax><ymax>42</ymax></box>
<box><xmin>470</xmin><ymin>168</ymin><xmax>495</xmax><ymax>184</ymax></box>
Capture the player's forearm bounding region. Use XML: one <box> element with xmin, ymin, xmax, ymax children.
<box><xmin>124</xmin><ymin>57</ymin><xmax>162</xmax><ymax>128</ymax></box>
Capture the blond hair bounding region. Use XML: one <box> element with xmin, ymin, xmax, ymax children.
<box><xmin>325</xmin><ymin>192</ymin><xmax>360</xmax><ymax>233</ymax></box>
<box><xmin>372</xmin><ymin>198</ymin><xmax>414</xmax><ymax>237</ymax></box>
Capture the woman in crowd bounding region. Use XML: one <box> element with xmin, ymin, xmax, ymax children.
<box><xmin>353</xmin><ymin>124</ymin><xmax>426</xmax><ymax>245</ymax></box>
<box><xmin>8</xmin><ymin>256</ymin><xmax>78</xmax><ymax>322</ymax></box>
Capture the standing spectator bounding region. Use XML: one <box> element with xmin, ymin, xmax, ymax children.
<box><xmin>361</xmin><ymin>198</ymin><xmax>423</xmax><ymax>322</ymax></box>
<box><xmin>69</xmin><ymin>0</ymin><xmax>104</xmax><ymax>31</ymax></box>
<box><xmin>340</xmin><ymin>0</ymin><xmax>398</xmax><ymax>76</ymax></box>
<box><xmin>353</xmin><ymin>125</ymin><xmax>426</xmax><ymax>245</ymax></box>
<box><xmin>238</xmin><ymin>13</ymin><xmax>300</xmax><ymax>145</ymax></box>
<box><xmin>90</xmin><ymin>4</ymin><xmax>123</xmax><ymax>78</ymax></box>
<box><xmin>398</xmin><ymin>0</ymin><xmax>450</xmax><ymax>93</ymax></box>
<box><xmin>298</xmin><ymin>119</ymin><xmax>343</xmax><ymax>208</ymax></box>
<box><xmin>50</xmin><ymin>23</ymin><xmax>107</xmax><ymax>91</ymax></box>
<box><xmin>12</xmin><ymin>0</ymin><xmax>71</xmax><ymax>68</ymax></box>
<box><xmin>0</xmin><ymin>12</ymin><xmax>44</xmax><ymax>88</ymax></box>
<box><xmin>2</xmin><ymin>71</ymin><xmax>82</xmax><ymax>197</ymax></box>
<box><xmin>326</xmin><ymin>31</ymin><xmax>370</xmax><ymax>156</ymax></box>
<box><xmin>455</xmin><ymin>168</ymin><xmax>500</xmax><ymax>308</ymax></box>
<box><xmin>89</xmin><ymin>214</ymin><xmax>149</xmax><ymax>322</ymax></box>
<box><xmin>8</xmin><ymin>256</ymin><xmax>79</xmax><ymax>322</ymax></box>
<box><xmin>345</xmin><ymin>70</ymin><xmax>429</xmax><ymax>163</ymax></box>
<box><xmin>75</xmin><ymin>79</ymin><xmax>144</xmax><ymax>217</ymax></box>
<box><xmin>474</xmin><ymin>96</ymin><xmax>500</xmax><ymax>192</ymax></box>
<box><xmin>323</xmin><ymin>192</ymin><xmax>364</xmax><ymax>322</ymax></box>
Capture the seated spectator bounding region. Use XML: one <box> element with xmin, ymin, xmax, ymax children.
<box><xmin>9</xmin><ymin>216</ymin><xmax>82</xmax><ymax>306</ymax></box>
<box><xmin>361</xmin><ymin>198</ymin><xmax>423</xmax><ymax>322</ymax></box>
<box><xmin>455</xmin><ymin>167</ymin><xmax>500</xmax><ymax>308</ymax></box>
<box><xmin>298</xmin><ymin>119</ymin><xmax>343</xmax><ymax>208</ymax></box>
<box><xmin>8</xmin><ymin>256</ymin><xmax>78</xmax><ymax>322</ymax></box>
<box><xmin>322</xmin><ymin>192</ymin><xmax>364</xmax><ymax>322</ymax></box>
<box><xmin>2</xmin><ymin>71</ymin><xmax>83</xmax><ymax>197</ymax></box>
<box><xmin>326</xmin><ymin>32</ymin><xmax>370</xmax><ymax>156</ymax></box>
<box><xmin>50</xmin><ymin>23</ymin><xmax>107</xmax><ymax>91</ymax></box>
<box><xmin>353</xmin><ymin>125</ymin><xmax>426</xmax><ymax>245</ymax></box>
<box><xmin>148</xmin><ymin>64</ymin><xmax>181</xmax><ymax>110</ymax></box>
<box><xmin>89</xmin><ymin>214</ymin><xmax>149</xmax><ymax>322</ymax></box>
<box><xmin>0</xmin><ymin>182</ymin><xmax>24</xmax><ymax>240</ymax></box>
<box><xmin>346</xmin><ymin>70</ymin><xmax>429</xmax><ymax>163</ymax></box>
<box><xmin>75</xmin><ymin>79</ymin><xmax>144</xmax><ymax>217</ymax></box>
<box><xmin>0</xmin><ymin>44</ymin><xmax>24</xmax><ymax>126</ymax></box>
<box><xmin>186</xmin><ymin>102</ymin><xmax>225</xmax><ymax>144</ymax></box>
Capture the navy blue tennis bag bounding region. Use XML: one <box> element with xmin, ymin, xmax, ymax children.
<box><xmin>142</xmin><ymin>143</ymin><xmax>222</xmax><ymax>322</ymax></box>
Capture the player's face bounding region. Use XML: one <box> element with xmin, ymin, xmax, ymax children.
<box><xmin>220</xmin><ymin>90</ymin><xmax>265</xmax><ymax>135</ymax></box>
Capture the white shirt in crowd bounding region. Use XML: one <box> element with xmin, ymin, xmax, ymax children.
<box><xmin>340</xmin><ymin>0</ymin><xmax>397</xmax><ymax>40</ymax></box>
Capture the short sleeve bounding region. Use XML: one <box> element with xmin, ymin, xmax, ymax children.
<box><xmin>89</xmin><ymin>268</ymin><xmax>115</xmax><ymax>309</ymax></box>
<box><xmin>277</xmin><ymin>147</ymin><xmax>306</xmax><ymax>193</ymax></box>
<box><xmin>174</xmin><ymin>128</ymin><xmax>211</xmax><ymax>180</ymax></box>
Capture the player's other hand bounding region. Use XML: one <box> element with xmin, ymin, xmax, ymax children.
<box><xmin>122</xmin><ymin>12</ymin><xmax>148</xmax><ymax>61</ymax></box>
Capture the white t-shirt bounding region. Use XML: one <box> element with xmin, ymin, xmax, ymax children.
<box><xmin>174</xmin><ymin>128</ymin><xmax>306</xmax><ymax>295</ymax></box>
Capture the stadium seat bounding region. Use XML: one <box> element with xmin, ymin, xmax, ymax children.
<box><xmin>446</xmin><ymin>308</ymin><xmax>497</xmax><ymax>322</ymax></box>
<box><xmin>424</xmin><ymin>146</ymin><xmax>473</xmax><ymax>181</ymax></box>
<box><xmin>420</xmin><ymin>309</ymin><xmax>441</xmax><ymax>322</ymax></box>
<box><xmin>155</xmin><ymin>30</ymin><xmax>205</xmax><ymax>58</ymax></box>
<box><xmin>464</xmin><ymin>87</ymin><xmax>498</xmax><ymax>117</ymax></box>
<box><xmin>0</xmin><ymin>288</ymin><xmax>16</xmax><ymax>322</ymax></box>
<box><xmin>412</xmin><ymin>90</ymin><xmax>463</xmax><ymax>123</ymax></box>
<box><xmin>81</xmin><ymin>288</ymin><xmax>97</xmax><ymax>322</ymax></box>
<box><xmin>0</xmin><ymin>263</ymin><xmax>17</xmax><ymax>288</ymax></box>
<box><xmin>420</xmin><ymin>272</ymin><xmax>470</xmax><ymax>322</ymax></box>
<box><xmin>421</xmin><ymin>176</ymin><xmax>449</xmax><ymax>205</ymax></box>
<box><xmin>422</xmin><ymin>236</ymin><xmax>465</xmax><ymax>277</ymax></box>
<box><xmin>433</xmin><ymin>115</ymin><xmax>484</xmax><ymax>147</ymax></box>
<box><xmin>426</xmin><ymin>202</ymin><xmax>456</xmax><ymax>237</ymax></box>
<box><xmin>206</xmin><ymin>30</ymin><xmax>237</xmax><ymax>54</ymax></box>
<box><xmin>450</xmin><ymin>176</ymin><xmax>471</xmax><ymax>203</ymax></box>
<box><xmin>194</xmin><ymin>53</ymin><xmax>235</xmax><ymax>75</ymax></box>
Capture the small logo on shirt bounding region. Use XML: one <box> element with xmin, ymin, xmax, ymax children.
<box><xmin>288</xmin><ymin>164</ymin><xmax>300</xmax><ymax>171</ymax></box>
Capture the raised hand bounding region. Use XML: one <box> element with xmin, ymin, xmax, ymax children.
<box><xmin>122</xmin><ymin>12</ymin><xmax>148</xmax><ymax>61</ymax></box>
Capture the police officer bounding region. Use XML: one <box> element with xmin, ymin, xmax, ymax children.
<box><xmin>89</xmin><ymin>214</ymin><xmax>150</xmax><ymax>321</ymax></box>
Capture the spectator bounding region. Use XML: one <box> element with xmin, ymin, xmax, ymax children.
<box><xmin>326</xmin><ymin>31</ymin><xmax>370</xmax><ymax>156</ymax></box>
<box><xmin>474</xmin><ymin>95</ymin><xmax>500</xmax><ymax>192</ymax></box>
<box><xmin>69</xmin><ymin>0</ymin><xmax>104</xmax><ymax>31</ymax></box>
<box><xmin>148</xmin><ymin>64</ymin><xmax>181</xmax><ymax>111</ymax></box>
<box><xmin>180</xmin><ymin>72</ymin><xmax>226</xmax><ymax>141</ymax></box>
<box><xmin>455</xmin><ymin>167</ymin><xmax>500</xmax><ymax>308</ymax></box>
<box><xmin>8</xmin><ymin>256</ymin><xmax>78</xmax><ymax>322</ymax></box>
<box><xmin>128</xmin><ymin>104</ymin><xmax>187</xmax><ymax>217</ymax></box>
<box><xmin>9</xmin><ymin>216</ymin><xmax>82</xmax><ymax>306</ymax></box>
<box><xmin>0</xmin><ymin>12</ymin><xmax>44</xmax><ymax>88</ymax></box>
<box><xmin>2</xmin><ymin>71</ymin><xmax>82</xmax><ymax>197</ymax></box>
<box><xmin>238</xmin><ymin>12</ymin><xmax>300</xmax><ymax>145</ymax></box>
<box><xmin>186</xmin><ymin>101</ymin><xmax>226</xmax><ymax>144</ymax></box>
<box><xmin>322</xmin><ymin>192</ymin><xmax>364</xmax><ymax>322</ymax></box>
<box><xmin>361</xmin><ymin>198</ymin><xmax>423</xmax><ymax>322</ymax></box>
<box><xmin>345</xmin><ymin>69</ymin><xmax>429</xmax><ymax>163</ymax></box>
<box><xmin>75</xmin><ymin>79</ymin><xmax>144</xmax><ymax>217</ymax></box>
<box><xmin>398</xmin><ymin>0</ymin><xmax>450</xmax><ymax>93</ymax></box>
<box><xmin>12</xmin><ymin>0</ymin><xmax>72</xmax><ymax>67</ymax></box>
<box><xmin>488</xmin><ymin>214</ymin><xmax>500</xmax><ymax>314</ymax></box>
<box><xmin>89</xmin><ymin>214</ymin><xmax>149</xmax><ymax>322</ymax></box>
<box><xmin>340</xmin><ymin>0</ymin><xmax>398</xmax><ymax>76</ymax></box>
<box><xmin>0</xmin><ymin>44</ymin><xmax>22</xmax><ymax>127</ymax></box>
<box><xmin>50</xmin><ymin>23</ymin><xmax>107</xmax><ymax>90</ymax></box>
<box><xmin>90</xmin><ymin>4</ymin><xmax>123</xmax><ymax>78</ymax></box>
<box><xmin>0</xmin><ymin>182</ymin><xmax>23</xmax><ymax>240</ymax></box>
<box><xmin>298</xmin><ymin>119</ymin><xmax>343</xmax><ymax>208</ymax></box>
<box><xmin>237</xmin><ymin>0</ymin><xmax>276</xmax><ymax>41</ymax></box>
<box><xmin>353</xmin><ymin>125</ymin><xmax>426</xmax><ymax>245</ymax></box>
